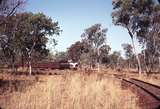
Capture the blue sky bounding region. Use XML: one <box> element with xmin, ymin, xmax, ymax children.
<box><xmin>26</xmin><ymin>0</ymin><xmax>141</xmax><ymax>55</ymax></box>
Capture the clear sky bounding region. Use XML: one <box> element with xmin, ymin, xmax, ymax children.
<box><xmin>26</xmin><ymin>0</ymin><xmax>141</xmax><ymax>55</ymax></box>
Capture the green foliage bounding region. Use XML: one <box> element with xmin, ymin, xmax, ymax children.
<box><xmin>122</xmin><ymin>43</ymin><xmax>133</xmax><ymax>59</ymax></box>
<box><xmin>0</xmin><ymin>12</ymin><xmax>61</xmax><ymax>69</ymax></box>
<box><xmin>112</xmin><ymin>0</ymin><xmax>155</xmax><ymax>39</ymax></box>
<box><xmin>67</xmin><ymin>41</ymin><xmax>90</xmax><ymax>62</ymax></box>
<box><xmin>109</xmin><ymin>51</ymin><xmax>121</xmax><ymax>67</ymax></box>
<box><xmin>55</xmin><ymin>51</ymin><xmax>68</xmax><ymax>62</ymax></box>
<box><xmin>67</xmin><ymin>24</ymin><xmax>110</xmax><ymax>69</ymax></box>
<box><xmin>15</xmin><ymin>12</ymin><xmax>60</xmax><ymax>57</ymax></box>
<box><xmin>81</xmin><ymin>24</ymin><xmax>107</xmax><ymax>48</ymax></box>
<box><xmin>112</xmin><ymin>0</ymin><xmax>160</xmax><ymax>72</ymax></box>
<box><xmin>79</xmin><ymin>24</ymin><xmax>110</xmax><ymax>68</ymax></box>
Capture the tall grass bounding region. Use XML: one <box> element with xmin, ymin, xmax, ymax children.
<box><xmin>0</xmin><ymin>72</ymin><xmax>140</xmax><ymax>109</ymax></box>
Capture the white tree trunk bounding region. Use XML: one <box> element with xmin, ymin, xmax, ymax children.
<box><xmin>29</xmin><ymin>55</ymin><xmax>32</xmax><ymax>75</ymax></box>
<box><xmin>97</xmin><ymin>48</ymin><xmax>100</xmax><ymax>72</ymax></box>
<box><xmin>143</xmin><ymin>50</ymin><xmax>149</xmax><ymax>73</ymax></box>
<box><xmin>97</xmin><ymin>62</ymin><xmax>100</xmax><ymax>72</ymax></box>
<box><xmin>128</xmin><ymin>61</ymin><xmax>130</xmax><ymax>71</ymax></box>
<box><xmin>29</xmin><ymin>61</ymin><xmax>32</xmax><ymax>75</ymax></box>
<box><xmin>27</xmin><ymin>42</ymin><xmax>35</xmax><ymax>75</ymax></box>
<box><xmin>131</xmin><ymin>39</ymin><xmax>142</xmax><ymax>75</ymax></box>
<box><xmin>127</xmin><ymin>27</ymin><xmax>142</xmax><ymax>76</ymax></box>
<box><xmin>158</xmin><ymin>57</ymin><xmax>160</xmax><ymax>73</ymax></box>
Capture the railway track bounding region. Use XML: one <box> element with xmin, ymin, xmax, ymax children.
<box><xmin>130</xmin><ymin>79</ymin><xmax>160</xmax><ymax>100</ymax></box>
<box><xmin>99</xmin><ymin>72</ymin><xmax>160</xmax><ymax>108</ymax></box>
<box><xmin>121</xmin><ymin>78</ymin><xmax>160</xmax><ymax>109</ymax></box>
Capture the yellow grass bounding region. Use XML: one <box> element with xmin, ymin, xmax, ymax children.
<box><xmin>106</xmin><ymin>69</ymin><xmax>160</xmax><ymax>86</ymax></box>
<box><xmin>0</xmin><ymin>71</ymin><xmax>140</xmax><ymax>109</ymax></box>
<box><xmin>137</xmin><ymin>74</ymin><xmax>160</xmax><ymax>86</ymax></box>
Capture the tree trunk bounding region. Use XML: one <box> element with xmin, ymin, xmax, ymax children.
<box><xmin>11</xmin><ymin>53</ymin><xmax>16</xmax><ymax>73</ymax></box>
<box><xmin>1</xmin><ymin>51</ymin><xmax>9</xmax><ymax>66</ymax></box>
<box><xmin>97</xmin><ymin>48</ymin><xmax>100</xmax><ymax>72</ymax></box>
<box><xmin>143</xmin><ymin>50</ymin><xmax>149</xmax><ymax>73</ymax></box>
<box><xmin>128</xmin><ymin>60</ymin><xmax>131</xmax><ymax>71</ymax></box>
<box><xmin>158</xmin><ymin>56</ymin><xmax>160</xmax><ymax>73</ymax></box>
<box><xmin>29</xmin><ymin>61</ymin><xmax>31</xmax><ymax>75</ymax></box>
<box><xmin>21</xmin><ymin>54</ymin><xmax>24</xmax><ymax>67</ymax></box>
<box><xmin>28</xmin><ymin>54</ymin><xmax>32</xmax><ymax>75</ymax></box>
<box><xmin>127</xmin><ymin>27</ymin><xmax>142</xmax><ymax>75</ymax></box>
<box><xmin>27</xmin><ymin>42</ymin><xmax>35</xmax><ymax>75</ymax></box>
<box><xmin>150</xmin><ymin>55</ymin><xmax>155</xmax><ymax>73</ymax></box>
<box><xmin>131</xmin><ymin>38</ymin><xmax>142</xmax><ymax>75</ymax></box>
<box><xmin>97</xmin><ymin>62</ymin><xmax>100</xmax><ymax>72</ymax></box>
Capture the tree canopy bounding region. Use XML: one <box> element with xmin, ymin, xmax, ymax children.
<box><xmin>0</xmin><ymin>12</ymin><xmax>61</xmax><ymax>73</ymax></box>
<box><xmin>80</xmin><ymin>24</ymin><xmax>110</xmax><ymax>70</ymax></box>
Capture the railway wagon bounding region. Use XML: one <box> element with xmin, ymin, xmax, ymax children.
<box><xmin>30</xmin><ymin>61</ymin><xmax>78</xmax><ymax>70</ymax></box>
<box><xmin>32</xmin><ymin>62</ymin><xmax>61</xmax><ymax>69</ymax></box>
<box><xmin>1</xmin><ymin>61</ymin><xmax>78</xmax><ymax>70</ymax></box>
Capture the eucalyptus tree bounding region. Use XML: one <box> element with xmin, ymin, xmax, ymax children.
<box><xmin>99</xmin><ymin>44</ymin><xmax>111</xmax><ymax>64</ymax></box>
<box><xmin>0</xmin><ymin>15</ymin><xmax>21</xmax><ymax>72</ymax></box>
<box><xmin>146</xmin><ymin>3</ymin><xmax>160</xmax><ymax>72</ymax></box>
<box><xmin>67</xmin><ymin>41</ymin><xmax>90</xmax><ymax>62</ymax></box>
<box><xmin>81</xmin><ymin>24</ymin><xmax>109</xmax><ymax>71</ymax></box>
<box><xmin>109</xmin><ymin>51</ymin><xmax>122</xmax><ymax>69</ymax></box>
<box><xmin>55</xmin><ymin>51</ymin><xmax>68</xmax><ymax>62</ymax></box>
<box><xmin>18</xmin><ymin>13</ymin><xmax>61</xmax><ymax>75</ymax></box>
<box><xmin>0</xmin><ymin>0</ymin><xmax>25</xmax><ymax>70</ymax></box>
<box><xmin>0</xmin><ymin>0</ymin><xmax>25</xmax><ymax>30</ymax></box>
<box><xmin>122</xmin><ymin>43</ymin><xmax>133</xmax><ymax>70</ymax></box>
<box><xmin>133</xmin><ymin>0</ymin><xmax>160</xmax><ymax>72</ymax></box>
<box><xmin>112</xmin><ymin>0</ymin><xmax>159</xmax><ymax>75</ymax></box>
<box><xmin>0</xmin><ymin>12</ymin><xmax>61</xmax><ymax>74</ymax></box>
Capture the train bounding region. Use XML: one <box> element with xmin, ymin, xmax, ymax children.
<box><xmin>0</xmin><ymin>60</ymin><xmax>79</xmax><ymax>70</ymax></box>
<box><xmin>19</xmin><ymin>61</ymin><xmax>78</xmax><ymax>70</ymax></box>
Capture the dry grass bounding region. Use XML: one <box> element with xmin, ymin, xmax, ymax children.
<box><xmin>107</xmin><ymin>68</ymin><xmax>160</xmax><ymax>86</ymax></box>
<box><xmin>0</xmin><ymin>71</ymin><xmax>140</xmax><ymax>109</ymax></box>
<box><xmin>137</xmin><ymin>74</ymin><xmax>160</xmax><ymax>86</ymax></box>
